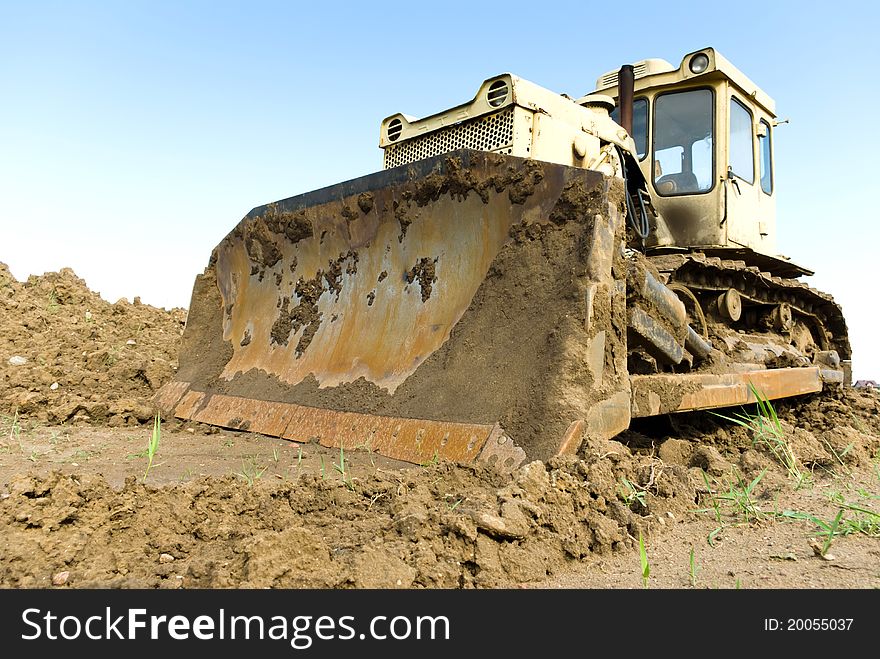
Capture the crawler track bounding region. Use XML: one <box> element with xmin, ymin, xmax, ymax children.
<box><xmin>649</xmin><ymin>253</ymin><xmax>851</xmax><ymax>361</ymax></box>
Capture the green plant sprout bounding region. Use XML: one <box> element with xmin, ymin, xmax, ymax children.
<box><xmin>236</xmin><ymin>454</ymin><xmax>267</xmax><ymax>486</ymax></box>
<box><xmin>618</xmin><ymin>477</ymin><xmax>647</xmax><ymax>508</ymax></box>
<box><xmin>638</xmin><ymin>531</ymin><xmax>650</xmax><ymax>589</ymax></box>
<box><xmin>689</xmin><ymin>546</ymin><xmax>700</xmax><ymax>587</ymax></box>
<box><xmin>333</xmin><ymin>446</ymin><xmax>355</xmax><ymax>490</ymax></box>
<box><xmin>143</xmin><ymin>413</ymin><xmax>161</xmax><ymax>482</ymax></box>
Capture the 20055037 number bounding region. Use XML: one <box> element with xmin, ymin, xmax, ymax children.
<box><xmin>794</xmin><ymin>618</ymin><xmax>853</xmax><ymax>631</ymax></box>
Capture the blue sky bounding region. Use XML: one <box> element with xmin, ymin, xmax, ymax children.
<box><xmin>1</xmin><ymin>1</ymin><xmax>878</xmax><ymax>379</ymax></box>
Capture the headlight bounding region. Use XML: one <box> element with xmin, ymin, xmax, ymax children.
<box><xmin>689</xmin><ymin>53</ymin><xmax>710</xmax><ymax>74</ymax></box>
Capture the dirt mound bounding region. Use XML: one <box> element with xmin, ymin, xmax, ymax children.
<box><xmin>0</xmin><ymin>263</ymin><xmax>186</xmax><ymax>426</ymax></box>
<box><xmin>0</xmin><ymin>440</ymin><xmax>696</xmax><ymax>588</ymax></box>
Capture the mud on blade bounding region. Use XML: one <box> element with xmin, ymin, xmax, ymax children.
<box><xmin>156</xmin><ymin>150</ymin><xmax>631</xmax><ymax>469</ymax></box>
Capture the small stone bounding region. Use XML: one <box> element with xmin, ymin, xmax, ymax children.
<box><xmin>470</xmin><ymin>504</ymin><xmax>529</xmax><ymax>539</ymax></box>
<box><xmin>52</xmin><ymin>571</ymin><xmax>69</xmax><ymax>586</ymax></box>
<box><xmin>50</xmin><ymin>382</ymin><xmax>59</xmax><ymax>391</ymax></box>
<box><xmin>159</xmin><ymin>553</ymin><xmax>175</xmax><ymax>564</ymax></box>
<box><xmin>8</xmin><ymin>355</ymin><xmax>27</xmax><ymax>366</ymax></box>
<box><xmin>810</xmin><ymin>540</ymin><xmax>835</xmax><ymax>561</ymax></box>
<box><xmin>84</xmin><ymin>311</ymin><xmax>92</xmax><ymax>320</ymax></box>
<box><xmin>186</xmin><ymin>428</ymin><xmax>195</xmax><ymax>434</ymax></box>
<box><xmin>126</xmin><ymin>339</ymin><xmax>136</xmax><ymax>345</ymax></box>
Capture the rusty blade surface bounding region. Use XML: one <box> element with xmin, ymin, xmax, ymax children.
<box><xmin>161</xmin><ymin>385</ymin><xmax>525</xmax><ymax>470</ymax></box>
<box><xmin>213</xmin><ymin>151</ymin><xmax>567</xmax><ymax>394</ymax></box>
<box><xmin>630</xmin><ymin>367</ymin><xmax>826</xmax><ymax>417</ymax></box>
<box><xmin>167</xmin><ymin>151</ymin><xmax>629</xmax><ymax>463</ymax></box>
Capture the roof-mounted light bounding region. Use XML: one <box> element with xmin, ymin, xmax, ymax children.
<box><xmin>689</xmin><ymin>52</ymin><xmax>710</xmax><ymax>74</ymax></box>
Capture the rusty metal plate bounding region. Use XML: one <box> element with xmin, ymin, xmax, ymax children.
<box><xmin>554</xmin><ymin>420</ymin><xmax>586</xmax><ymax>457</ymax></box>
<box><xmin>283</xmin><ymin>406</ymin><xmax>497</xmax><ymax>465</ymax></box>
<box><xmin>166</xmin><ymin>387</ymin><xmax>508</xmax><ymax>466</ymax></box>
<box><xmin>152</xmin><ymin>381</ymin><xmax>190</xmax><ymax>413</ymax></box>
<box><xmin>183</xmin><ymin>393</ymin><xmax>305</xmax><ymax>437</ymax></box>
<box><xmin>173</xmin><ymin>389</ymin><xmax>208</xmax><ymax>419</ymax></box>
<box><xmin>631</xmin><ymin>367</ymin><xmax>823</xmax><ymax>417</ymax></box>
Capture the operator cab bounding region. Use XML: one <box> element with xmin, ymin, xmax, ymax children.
<box><xmin>590</xmin><ymin>48</ymin><xmax>794</xmax><ymax>274</ymax></box>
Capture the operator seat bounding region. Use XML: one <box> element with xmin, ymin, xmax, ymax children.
<box><xmin>656</xmin><ymin>171</ymin><xmax>699</xmax><ymax>195</ymax></box>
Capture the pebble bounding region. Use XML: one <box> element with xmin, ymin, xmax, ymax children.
<box><xmin>159</xmin><ymin>553</ymin><xmax>175</xmax><ymax>564</ymax></box>
<box><xmin>8</xmin><ymin>355</ymin><xmax>27</xmax><ymax>366</ymax></box>
<box><xmin>52</xmin><ymin>571</ymin><xmax>69</xmax><ymax>586</ymax></box>
<box><xmin>50</xmin><ymin>382</ymin><xmax>59</xmax><ymax>390</ymax></box>
<box><xmin>84</xmin><ymin>311</ymin><xmax>92</xmax><ymax>320</ymax></box>
<box><xmin>126</xmin><ymin>339</ymin><xmax>136</xmax><ymax>345</ymax></box>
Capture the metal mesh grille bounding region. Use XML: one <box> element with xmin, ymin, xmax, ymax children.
<box><xmin>383</xmin><ymin>107</ymin><xmax>515</xmax><ymax>169</ymax></box>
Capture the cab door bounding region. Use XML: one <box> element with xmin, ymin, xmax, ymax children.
<box><xmin>725</xmin><ymin>94</ymin><xmax>774</xmax><ymax>252</ymax></box>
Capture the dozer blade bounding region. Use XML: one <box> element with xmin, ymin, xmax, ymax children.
<box><xmin>156</xmin><ymin>150</ymin><xmax>632</xmax><ymax>470</ymax></box>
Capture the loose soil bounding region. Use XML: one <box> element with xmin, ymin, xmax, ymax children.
<box><xmin>1</xmin><ymin>263</ymin><xmax>878</xmax><ymax>589</ymax></box>
<box><xmin>0</xmin><ymin>263</ymin><xmax>185</xmax><ymax>426</ymax></box>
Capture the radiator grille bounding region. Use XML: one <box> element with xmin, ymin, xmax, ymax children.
<box><xmin>383</xmin><ymin>107</ymin><xmax>515</xmax><ymax>169</ymax></box>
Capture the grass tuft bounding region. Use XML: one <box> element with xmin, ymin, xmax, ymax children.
<box><xmin>712</xmin><ymin>382</ymin><xmax>808</xmax><ymax>488</ymax></box>
<box><xmin>638</xmin><ymin>531</ymin><xmax>650</xmax><ymax>589</ymax></box>
<box><xmin>236</xmin><ymin>454</ymin><xmax>267</xmax><ymax>486</ymax></box>
<box><xmin>143</xmin><ymin>413</ymin><xmax>161</xmax><ymax>482</ymax></box>
<box><xmin>333</xmin><ymin>446</ymin><xmax>355</xmax><ymax>490</ymax></box>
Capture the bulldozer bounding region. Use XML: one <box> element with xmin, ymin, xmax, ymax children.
<box><xmin>155</xmin><ymin>47</ymin><xmax>849</xmax><ymax>471</ymax></box>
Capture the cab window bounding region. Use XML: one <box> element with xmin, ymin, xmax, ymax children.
<box><xmin>652</xmin><ymin>89</ymin><xmax>714</xmax><ymax>196</ymax></box>
<box><xmin>758</xmin><ymin>119</ymin><xmax>773</xmax><ymax>194</ymax></box>
<box><xmin>611</xmin><ymin>98</ymin><xmax>648</xmax><ymax>159</ymax></box>
<box><xmin>729</xmin><ymin>97</ymin><xmax>755</xmax><ymax>184</ymax></box>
